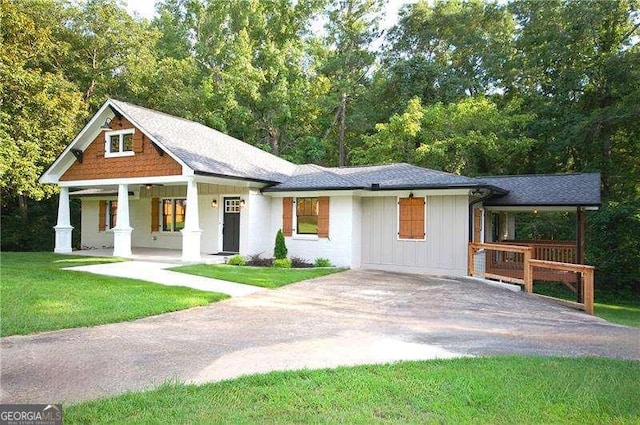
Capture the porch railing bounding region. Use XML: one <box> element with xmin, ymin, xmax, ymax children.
<box><xmin>468</xmin><ymin>243</ymin><xmax>594</xmax><ymax>314</ymax></box>
<box><xmin>500</xmin><ymin>240</ymin><xmax>577</xmax><ymax>264</ymax></box>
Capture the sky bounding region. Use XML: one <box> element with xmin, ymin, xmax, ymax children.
<box><xmin>126</xmin><ymin>0</ymin><xmax>412</xmax><ymax>30</ymax></box>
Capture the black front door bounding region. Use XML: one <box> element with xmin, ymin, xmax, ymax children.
<box><xmin>222</xmin><ymin>197</ymin><xmax>241</xmax><ymax>253</ymax></box>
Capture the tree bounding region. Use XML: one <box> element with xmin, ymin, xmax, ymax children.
<box><xmin>385</xmin><ymin>0</ymin><xmax>516</xmax><ymax>103</ymax></box>
<box><xmin>0</xmin><ymin>0</ymin><xmax>85</xmax><ymax>210</ymax></box>
<box><xmin>318</xmin><ymin>0</ymin><xmax>383</xmax><ymax>165</ymax></box>
<box><xmin>274</xmin><ymin>229</ymin><xmax>288</xmax><ymax>259</ymax></box>
<box><xmin>59</xmin><ymin>0</ymin><xmax>160</xmax><ymax>108</ymax></box>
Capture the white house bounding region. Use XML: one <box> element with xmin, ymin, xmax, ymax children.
<box><xmin>40</xmin><ymin>99</ymin><xmax>600</xmax><ymax>276</ymax></box>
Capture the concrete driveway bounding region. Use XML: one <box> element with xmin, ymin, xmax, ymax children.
<box><xmin>1</xmin><ymin>270</ymin><xmax>638</xmax><ymax>404</ymax></box>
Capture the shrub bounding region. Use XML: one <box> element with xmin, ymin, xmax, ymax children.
<box><xmin>273</xmin><ymin>258</ymin><xmax>292</xmax><ymax>268</ymax></box>
<box><xmin>226</xmin><ymin>254</ymin><xmax>246</xmax><ymax>266</ymax></box>
<box><xmin>246</xmin><ymin>254</ymin><xmax>274</xmax><ymax>267</ymax></box>
<box><xmin>314</xmin><ymin>258</ymin><xmax>332</xmax><ymax>267</ymax></box>
<box><xmin>274</xmin><ymin>229</ymin><xmax>288</xmax><ymax>259</ymax></box>
<box><xmin>290</xmin><ymin>256</ymin><xmax>313</xmax><ymax>268</ymax></box>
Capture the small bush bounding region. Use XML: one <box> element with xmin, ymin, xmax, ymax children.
<box><xmin>274</xmin><ymin>229</ymin><xmax>288</xmax><ymax>259</ymax></box>
<box><xmin>227</xmin><ymin>255</ymin><xmax>246</xmax><ymax>266</ymax></box>
<box><xmin>273</xmin><ymin>258</ymin><xmax>292</xmax><ymax>268</ymax></box>
<box><xmin>314</xmin><ymin>258</ymin><xmax>332</xmax><ymax>267</ymax></box>
<box><xmin>246</xmin><ymin>254</ymin><xmax>274</xmax><ymax>267</ymax></box>
<box><xmin>290</xmin><ymin>256</ymin><xmax>313</xmax><ymax>268</ymax></box>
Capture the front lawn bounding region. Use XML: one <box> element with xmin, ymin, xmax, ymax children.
<box><xmin>171</xmin><ymin>264</ymin><xmax>345</xmax><ymax>288</ymax></box>
<box><xmin>533</xmin><ymin>282</ymin><xmax>640</xmax><ymax>327</ymax></box>
<box><xmin>66</xmin><ymin>356</ymin><xmax>640</xmax><ymax>424</ymax></box>
<box><xmin>0</xmin><ymin>252</ymin><xmax>228</xmax><ymax>336</ymax></box>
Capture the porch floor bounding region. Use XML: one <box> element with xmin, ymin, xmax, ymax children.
<box><xmin>68</xmin><ymin>247</ymin><xmax>228</xmax><ymax>264</ymax></box>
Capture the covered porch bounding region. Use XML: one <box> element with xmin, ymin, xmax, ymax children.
<box><xmin>469</xmin><ymin>205</ymin><xmax>596</xmax><ymax>313</ymax></box>
<box><xmin>53</xmin><ymin>175</ymin><xmax>265</xmax><ymax>263</ymax></box>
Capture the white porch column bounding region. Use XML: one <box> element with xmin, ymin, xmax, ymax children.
<box><xmin>112</xmin><ymin>184</ymin><xmax>133</xmax><ymax>258</ymax></box>
<box><xmin>54</xmin><ymin>186</ymin><xmax>73</xmax><ymax>253</ymax></box>
<box><xmin>181</xmin><ymin>178</ymin><xmax>202</xmax><ymax>262</ymax></box>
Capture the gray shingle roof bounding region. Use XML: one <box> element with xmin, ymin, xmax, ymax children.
<box><xmin>481</xmin><ymin>173</ymin><xmax>601</xmax><ymax>206</ymax></box>
<box><xmin>263</xmin><ymin>163</ymin><xmax>484</xmax><ymax>191</ymax></box>
<box><xmin>105</xmin><ymin>100</ymin><xmax>600</xmax><ymax>207</ymax></box>
<box><xmin>110</xmin><ymin>99</ymin><xmax>296</xmax><ymax>183</ymax></box>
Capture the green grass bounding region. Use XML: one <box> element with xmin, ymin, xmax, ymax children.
<box><xmin>66</xmin><ymin>356</ymin><xmax>640</xmax><ymax>424</ymax></box>
<box><xmin>533</xmin><ymin>282</ymin><xmax>640</xmax><ymax>327</ymax></box>
<box><xmin>0</xmin><ymin>252</ymin><xmax>228</xmax><ymax>336</ymax></box>
<box><xmin>171</xmin><ymin>264</ymin><xmax>345</xmax><ymax>288</ymax></box>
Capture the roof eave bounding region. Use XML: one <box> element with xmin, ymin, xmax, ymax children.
<box><xmin>193</xmin><ymin>170</ymin><xmax>280</xmax><ymax>185</ymax></box>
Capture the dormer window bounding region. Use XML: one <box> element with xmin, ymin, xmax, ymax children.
<box><xmin>105</xmin><ymin>129</ymin><xmax>135</xmax><ymax>157</ymax></box>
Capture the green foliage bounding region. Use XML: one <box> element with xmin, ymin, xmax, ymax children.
<box><xmin>0</xmin><ymin>1</ymin><xmax>85</xmax><ymax>201</ymax></box>
<box><xmin>587</xmin><ymin>200</ymin><xmax>640</xmax><ymax>293</ymax></box>
<box><xmin>0</xmin><ymin>253</ymin><xmax>227</xmax><ymax>336</ymax></box>
<box><xmin>314</xmin><ymin>258</ymin><xmax>332</xmax><ymax>268</ymax></box>
<box><xmin>273</xmin><ymin>258</ymin><xmax>292</xmax><ymax>269</ymax></box>
<box><xmin>226</xmin><ymin>255</ymin><xmax>246</xmax><ymax>266</ymax></box>
<box><xmin>274</xmin><ymin>229</ymin><xmax>288</xmax><ymax>260</ymax></box>
<box><xmin>1</xmin><ymin>197</ymin><xmax>81</xmax><ymax>252</ymax></box>
<box><xmin>66</xmin><ymin>357</ymin><xmax>640</xmax><ymax>424</ymax></box>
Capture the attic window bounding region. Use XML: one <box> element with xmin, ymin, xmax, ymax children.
<box><xmin>105</xmin><ymin>129</ymin><xmax>135</xmax><ymax>157</ymax></box>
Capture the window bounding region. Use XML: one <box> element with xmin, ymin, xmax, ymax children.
<box><xmin>108</xmin><ymin>200</ymin><xmax>118</xmax><ymax>229</ymax></box>
<box><xmin>398</xmin><ymin>197</ymin><xmax>425</xmax><ymax>240</ymax></box>
<box><xmin>162</xmin><ymin>198</ymin><xmax>186</xmax><ymax>232</ymax></box>
<box><xmin>105</xmin><ymin>129</ymin><xmax>134</xmax><ymax>157</ymax></box>
<box><xmin>296</xmin><ymin>197</ymin><xmax>318</xmax><ymax>234</ymax></box>
<box><xmin>225</xmin><ymin>199</ymin><xmax>241</xmax><ymax>213</ymax></box>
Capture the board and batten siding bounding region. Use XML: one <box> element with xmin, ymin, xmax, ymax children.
<box><xmin>361</xmin><ymin>195</ymin><xmax>469</xmax><ymax>276</ymax></box>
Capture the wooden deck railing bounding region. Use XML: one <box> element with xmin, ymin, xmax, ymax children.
<box><xmin>468</xmin><ymin>243</ymin><xmax>595</xmax><ymax>314</ymax></box>
<box><xmin>500</xmin><ymin>240</ymin><xmax>577</xmax><ymax>264</ymax></box>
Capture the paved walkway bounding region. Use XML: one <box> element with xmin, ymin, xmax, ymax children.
<box><xmin>1</xmin><ymin>270</ymin><xmax>638</xmax><ymax>404</ymax></box>
<box><xmin>66</xmin><ymin>261</ymin><xmax>264</xmax><ymax>297</ymax></box>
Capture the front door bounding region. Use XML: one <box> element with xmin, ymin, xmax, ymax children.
<box><xmin>222</xmin><ymin>197</ymin><xmax>241</xmax><ymax>253</ymax></box>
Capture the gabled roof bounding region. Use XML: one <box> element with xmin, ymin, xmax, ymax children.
<box><xmin>109</xmin><ymin>100</ymin><xmax>296</xmax><ymax>183</ymax></box>
<box><xmin>481</xmin><ymin>173</ymin><xmax>601</xmax><ymax>207</ymax></box>
<box><xmin>262</xmin><ymin>162</ymin><xmax>495</xmax><ymax>192</ymax></box>
<box><xmin>39</xmin><ymin>99</ymin><xmax>601</xmax><ymax>209</ymax></box>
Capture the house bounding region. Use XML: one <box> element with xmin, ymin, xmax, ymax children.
<box><xmin>40</xmin><ymin>99</ymin><xmax>600</xmax><ymax>276</ymax></box>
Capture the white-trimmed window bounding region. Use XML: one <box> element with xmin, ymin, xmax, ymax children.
<box><xmin>105</xmin><ymin>129</ymin><xmax>135</xmax><ymax>157</ymax></box>
<box><xmin>162</xmin><ymin>198</ymin><xmax>186</xmax><ymax>232</ymax></box>
<box><xmin>296</xmin><ymin>197</ymin><xmax>318</xmax><ymax>235</ymax></box>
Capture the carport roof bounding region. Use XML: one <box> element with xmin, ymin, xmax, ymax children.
<box><xmin>481</xmin><ymin>173</ymin><xmax>601</xmax><ymax>207</ymax></box>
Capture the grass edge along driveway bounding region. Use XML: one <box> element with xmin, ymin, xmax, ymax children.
<box><xmin>0</xmin><ymin>252</ymin><xmax>228</xmax><ymax>337</ymax></box>
<box><xmin>66</xmin><ymin>356</ymin><xmax>640</xmax><ymax>424</ymax></box>
<box><xmin>171</xmin><ymin>263</ymin><xmax>345</xmax><ymax>288</ymax></box>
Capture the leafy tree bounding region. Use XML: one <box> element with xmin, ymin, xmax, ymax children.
<box><xmin>318</xmin><ymin>0</ymin><xmax>383</xmax><ymax>165</ymax></box>
<box><xmin>354</xmin><ymin>96</ymin><xmax>536</xmax><ymax>176</ymax></box>
<box><xmin>0</xmin><ymin>0</ymin><xmax>85</xmax><ymax>210</ymax></box>
<box><xmin>385</xmin><ymin>0</ymin><xmax>516</xmax><ymax>103</ymax></box>
<box><xmin>59</xmin><ymin>0</ymin><xmax>160</xmax><ymax>108</ymax></box>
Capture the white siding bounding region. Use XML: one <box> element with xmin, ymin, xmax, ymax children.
<box><xmin>245</xmin><ymin>190</ymin><xmax>273</xmax><ymax>256</ymax></box>
<box><xmin>267</xmin><ymin>195</ymin><xmax>359</xmax><ymax>268</ymax></box>
<box><xmin>80</xmin><ymin>199</ymin><xmax>114</xmax><ymax>248</ymax></box>
<box><xmin>360</xmin><ymin>195</ymin><xmax>469</xmax><ymax>276</ymax></box>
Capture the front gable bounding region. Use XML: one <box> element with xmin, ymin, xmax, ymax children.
<box><xmin>60</xmin><ymin>115</ymin><xmax>182</xmax><ymax>181</ymax></box>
